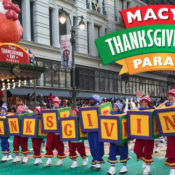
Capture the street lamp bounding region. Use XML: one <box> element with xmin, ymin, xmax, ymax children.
<box><xmin>59</xmin><ymin>8</ymin><xmax>86</xmax><ymax>108</ymax></box>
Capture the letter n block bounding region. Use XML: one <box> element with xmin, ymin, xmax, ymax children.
<box><xmin>58</xmin><ymin>107</ymin><xmax>72</xmax><ymax>118</ymax></box>
<box><xmin>0</xmin><ymin>117</ymin><xmax>8</xmax><ymax>137</ymax></box>
<box><xmin>20</xmin><ymin>116</ymin><xmax>37</xmax><ymax>138</ymax></box>
<box><xmin>98</xmin><ymin>102</ymin><xmax>112</xmax><ymax>115</ymax></box>
<box><xmin>155</xmin><ymin>107</ymin><xmax>175</xmax><ymax>136</ymax></box>
<box><xmin>60</xmin><ymin>117</ymin><xmax>77</xmax><ymax>141</ymax></box>
<box><xmin>79</xmin><ymin>106</ymin><xmax>99</xmax><ymax>132</ymax></box>
<box><xmin>98</xmin><ymin>114</ymin><xmax>128</xmax><ymax>144</ymax></box>
<box><xmin>40</xmin><ymin>110</ymin><xmax>59</xmax><ymax>133</ymax></box>
<box><xmin>6</xmin><ymin>115</ymin><xmax>20</xmax><ymax>136</ymax></box>
<box><xmin>127</xmin><ymin>110</ymin><xmax>159</xmax><ymax>140</ymax></box>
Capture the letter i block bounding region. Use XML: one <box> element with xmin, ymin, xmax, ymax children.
<box><xmin>58</xmin><ymin>107</ymin><xmax>72</xmax><ymax>118</ymax></box>
<box><xmin>60</xmin><ymin>117</ymin><xmax>78</xmax><ymax>141</ymax></box>
<box><xmin>127</xmin><ymin>110</ymin><xmax>160</xmax><ymax>140</ymax></box>
<box><xmin>6</xmin><ymin>115</ymin><xmax>20</xmax><ymax>136</ymax></box>
<box><xmin>36</xmin><ymin>116</ymin><xmax>47</xmax><ymax>138</ymax></box>
<box><xmin>98</xmin><ymin>114</ymin><xmax>128</xmax><ymax>144</ymax></box>
<box><xmin>98</xmin><ymin>102</ymin><xmax>112</xmax><ymax>115</ymax></box>
<box><xmin>0</xmin><ymin>117</ymin><xmax>8</xmax><ymax>137</ymax></box>
<box><xmin>20</xmin><ymin>116</ymin><xmax>37</xmax><ymax>138</ymax></box>
<box><xmin>79</xmin><ymin>106</ymin><xmax>100</xmax><ymax>132</ymax></box>
<box><xmin>155</xmin><ymin>107</ymin><xmax>175</xmax><ymax>136</ymax></box>
<box><xmin>40</xmin><ymin>110</ymin><xmax>59</xmax><ymax>133</ymax></box>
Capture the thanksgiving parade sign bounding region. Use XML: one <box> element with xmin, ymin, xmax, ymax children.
<box><xmin>95</xmin><ymin>5</ymin><xmax>175</xmax><ymax>75</ymax></box>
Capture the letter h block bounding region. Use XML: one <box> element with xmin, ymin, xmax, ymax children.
<box><xmin>79</xmin><ymin>106</ymin><xmax>99</xmax><ymax>132</ymax></box>
<box><xmin>0</xmin><ymin>117</ymin><xmax>8</xmax><ymax>137</ymax></box>
<box><xmin>127</xmin><ymin>110</ymin><xmax>159</xmax><ymax>140</ymax></box>
<box><xmin>155</xmin><ymin>107</ymin><xmax>175</xmax><ymax>136</ymax></box>
<box><xmin>98</xmin><ymin>114</ymin><xmax>128</xmax><ymax>144</ymax></box>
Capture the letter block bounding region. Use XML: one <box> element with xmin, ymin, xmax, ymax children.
<box><xmin>127</xmin><ymin>110</ymin><xmax>160</xmax><ymax>140</ymax></box>
<box><xmin>60</xmin><ymin>117</ymin><xmax>88</xmax><ymax>141</ymax></box>
<box><xmin>20</xmin><ymin>116</ymin><xmax>37</xmax><ymax>138</ymax></box>
<box><xmin>98</xmin><ymin>114</ymin><xmax>129</xmax><ymax>144</ymax></box>
<box><xmin>79</xmin><ymin>106</ymin><xmax>100</xmax><ymax>132</ymax></box>
<box><xmin>99</xmin><ymin>102</ymin><xmax>112</xmax><ymax>115</ymax></box>
<box><xmin>155</xmin><ymin>107</ymin><xmax>175</xmax><ymax>136</ymax></box>
<box><xmin>36</xmin><ymin>116</ymin><xmax>47</xmax><ymax>138</ymax></box>
<box><xmin>6</xmin><ymin>113</ymin><xmax>33</xmax><ymax>136</ymax></box>
<box><xmin>0</xmin><ymin>117</ymin><xmax>8</xmax><ymax>137</ymax></box>
<box><xmin>58</xmin><ymin>107</ymin><xmax>72</xmax><ymax>118</ymax></box>
<box><xmin>40</xmin><ymin>110</ymin><xmax>59</xmax><ymax>133</ymax></box>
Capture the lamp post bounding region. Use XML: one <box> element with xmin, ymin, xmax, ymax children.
<box><xmin>59</xmin><ymin>8</ymin><xmax>86</xmax><ymax>108</ymax></box>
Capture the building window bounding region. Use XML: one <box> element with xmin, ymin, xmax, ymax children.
<box><xmin>60</xmin><ymin>70</ymin><xmax>66</xmax><ymax>88</ymax></box>
<box><xmin>94</xmin><ymin>25</ymin><xmax>100</xmax><ymax>56</ymax></box>
<box><xmin>30</xmin><ymin>0</ymin><xmax>34</xmax><ymax>41</ymax></box>
<box><xmin>59</xmin><ymin>10</ymin><xmax>67</xmax><ymax>38</ymax></box>
<box><xmin>44</xmin><ymin>63</ymin><xmax>52</xmax><ymax>87</ymax></box>
<box><xmin>49</xmin><ymin>8</ymin><xmax>53</xmax><ymax>46</ymax></box>
<box><xmin>87</xmin><ymin>22</ymin><xmax>90</xmax><ymax>54</ymax></box>
<box><xmin>86</xmin><ymin>0</ymin><xmax>90</xmax><ymax>9</ymax></box>
<box><xmin>52</xmin><ymin>64</ymin><xmax>59</xmax><ymax>87</ymax></box>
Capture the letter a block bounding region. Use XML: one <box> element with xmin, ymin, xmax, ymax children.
<box><xmin>79</xmin><ymin>107</ymin><xmax>99</xmax><ymax>132</ymax></box>
<box><xmin>21</xmin><ymin>116</ymin><xmax>37</xmax><ymax>138</ymax></box>
<box><xmin>127</xmin><ymin>110</ymin><xmax>160</xmax><ymax>140</ymax></box>
<box><xmin>99</xmin><ymin>102</ymin><xmax>112</xmax><ymax>115</ymax></box>
<box><xmin>155</xmin><ymin>107</ymin><xmax>175</xmax><ymax>136</ymax></box>
<box><xmin>58</xmin><ymin>107</ymin><xmax>72</xmax><ymax>118</ymax></box>
<box><xmin>98</xmin><ymin>114</ymin><xmax>128</xmax><ymax>144</ymax></box>
<box><xmin>6</xmin><ymin>115</ymin><xmax>20</xmax><ymax>136</ymax></box>
<box><xmin>40</xmin><ymin>110</ymin><xmax>59</xmax><ymax>133</ymax></box>
<box><xmin>0</xmin><ymin>117</ymin><xmax>8</xmax><ymax>137</ymax></box>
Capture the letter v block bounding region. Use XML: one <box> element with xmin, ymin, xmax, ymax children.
<box><xmin>79</xmin><ymin>106</ymin><xmax>100</xmax><ymax>132</ymax></box>
<box><xmin>40</xmin><ymin>110</ymin><xmax>59</xmax><ymax>133</ymax></box>
<box><xmin>155</xmin><ymin>107</ymin><xmax>175</xmax><ymax>136</ymax></box>
<box><xmin>98</xmin><ymin>114</ymin><xmax>129</xmax><ymax>144</ymax></box>
<box><xmin>127</xmin><ymin>110</ymin><xmax>160</xmax><ymax>140</ymax></box>
<box><xmin>20</xmin><ymin>116</ymin><xmax>37</xmax><ymax>138</ymax></box>
<box><xmin>0</xmin><ymin>117</ymin><xmax>8</xmax><ymax>137</ymax></box>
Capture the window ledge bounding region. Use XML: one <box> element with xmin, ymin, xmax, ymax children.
<box><xmin>59</xmin><ymin>0</ymin><xmax>76</xmax><ymax>6</ymax></box>
<box><xmin>87</xmin><ymin>10</ymin><xmax>107</xmax><ymax>20</ymax></box>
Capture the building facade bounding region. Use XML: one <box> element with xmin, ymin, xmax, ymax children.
<box><xmin>10</xmin><ymin>0</ymin><xmax>175</xmax><ymax>99</ymax></box>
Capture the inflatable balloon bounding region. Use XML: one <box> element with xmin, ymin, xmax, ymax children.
<box><xmin>0</xmin><ymin>0</ymin><xmax>23</xmax><ymax>43</ymax></box>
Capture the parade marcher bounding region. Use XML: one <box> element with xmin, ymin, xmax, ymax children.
<box><xmin>88</xmin><ymin>94</ymin><xmax>104</xmax><ymax>170</ymax></box>
<box><xmin>32</xmin><ymin>107</ymin><xmax>43</xmax><ymax>165</ymax></box>
<box><xmin>108</xmin><ymin>102</ymin><xmax>129</xmax><ymax>175</ymax></box>
<box><xmin>13</xmin><ymin>104</ymin><xmax>29</xmax><ymax>163</ymax></box>
<box><xmin>161</xmin><ymin>89</ymin><xmax>175</xmax><ymax>175</ymax></box>
<box><xmin>68</xmin><ymin>108</ymin><xmax>88</xmax><ymax>168</ymax></box>
<box><xmin>0</xmin><ymin>106</ymin><xmax>13</xmax><ymax>162</ymax></box>
<box><xmin>134</xmin><ymin>96</ymin><xmax>154</xmax><ymax>175</ymax></box>
<box><xmin>45</xmin><ymin>97</ymin><xmax>66</xmax><ymax>166</ymax></box>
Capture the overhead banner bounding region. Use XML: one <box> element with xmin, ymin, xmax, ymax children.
<box><xmin>60</xmin><ymin>34</ymin><xmax>72</xmax><ymax>69</ymax></box>
<box><xmin>95</xmin><ymin>5</ymin><xmax>175</xmax><ymax>75</ymax></box>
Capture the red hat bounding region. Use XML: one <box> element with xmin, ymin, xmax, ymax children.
<box><xmin>140</xmin><ymin>96</ymin><xmax>151</xmax><ymax>104</ymax></box>
<box><xmin>72</xmin><ymin>108</ymin><xmax>79</xmax><ymax>115</ymax></box>
<box><xmin>167</xmin><ymin>89</ymin><xmax>175</xmax><ymax>97</ymax></box>
<box><xmin>53</xmin><ymin>97</ymin><xmax>60</xmax><ymax>105</ymax></box>
<box><xmin>34</xmin><ymin>107</ymin><xmax>42</xmax><ymax>114</ymax></box>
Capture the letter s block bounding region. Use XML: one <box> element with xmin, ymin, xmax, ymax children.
<box><xmin>79</xmin><ymin>107</ymin><xmax>99</xmax><ymax>132</ymax></box>
<box><xmin>127</xmin><ymin>110</ymin><xmax>159</xmax><ymax>140</ymax></box>
<box><xmin>40</xmin><ymin>110</ymin><xmax>59</xmax><ymax>133</ymax></box>
<box><xmin>155</xmin><ymin>107</ymin><xmax>175</xmax><ymax>136</ymax></box>
<box><xmin>20</xmin><ymin>116</ymin><xmax>37</xmax><ymax>138</ymax></box>
<box><xmin>98</xmin><ymin>114</ymin><xmax>129</xmax><ymax>144</ymax></box>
